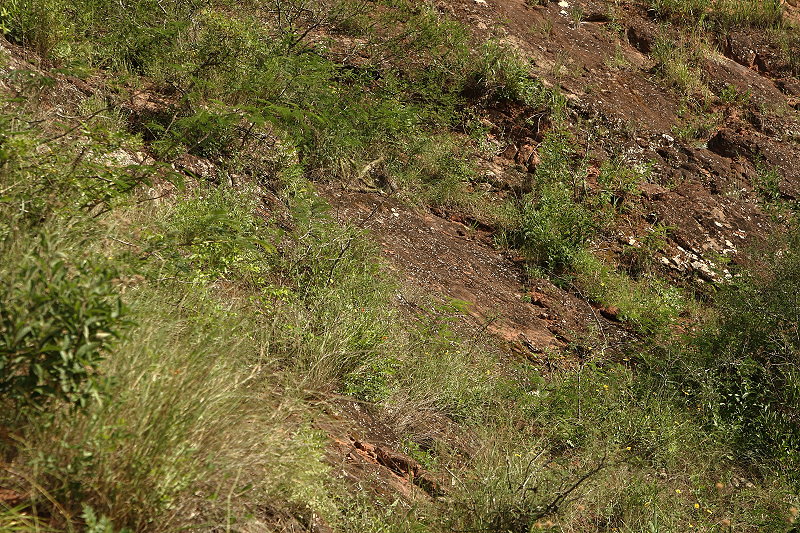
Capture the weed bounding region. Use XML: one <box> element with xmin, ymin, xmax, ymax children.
<box><xmin>717</xmin><ymin>83</ymin><xmax>751</xmax><ymax>106</ymax></box>
<box><xmin>606</xmin><ymin>45</ymin><xmax>631</xmax><ymax>70</ymax></box>
<box><xmin>649</xmin><ymin>0</ymin><xmax>710</xmax><ymax>24</ymax></box>
<box><xmin>651</xmin><ymin>33</ymin><xmax>711</xmax><ymax>106</ymax></box>
<box><xmin>753</xmin><ymin>161</ymin><xmax>784</xmax><ymax>209</ymax></box>
<box><xmin>595</xmin><ymin>157</ymin><xmax>649</xmax><ymax>213</ymax></box>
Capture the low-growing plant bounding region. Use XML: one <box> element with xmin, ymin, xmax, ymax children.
<box><xmin>712</xmin><ymin>0</ymin><xmax>784</xmax><ymax>30</ymax></box>
<box><xmin>0</xmin><ymin>233</ymin><xmax>127</xmax><ymax>412</ymax></box>
<box><xmin>620</xmin><ymin>223</ymin><xmax>671</xmax><ymax>276</ymax></box>
<box><xmin>572</xmin><ymin>250</ymin><xmax>686</xmax><ymax>334</ymax></box>
<box><xmin>595</xmin><ymin>157</ymin><xmax>649</xmax><ymax>213</ymax></box>
<box><xmin>649</xmin><ymin>0</ymin><xmax>710</xmax><ymax>23</ymax></box>
<box><xmin>506</xmin><ymin>130</ymin><xmax>596</xmax><ymax>272</ymax></box>
<box><xmin>651</xmin><ymin>34</ymin><xmax>711</xmax><ymax>106</ymax></box>
<box><xmin>517</xmin><ymin>186</ymin><xmax>595</xmax><ymax>272</ymax></box>
<box><xmin>679</xmin><ymin>232</ymin><xmax>800</xmax><ymax>482</ymax></box>
<box><xmin>650</xmin><ymin>0</ymin><xmax>783</xmax><ymax>29</ymax></box>
<box><xmin>753</xmin><ymin>161</ymin><xmax>784</xmax><ymax>209</ymax></box>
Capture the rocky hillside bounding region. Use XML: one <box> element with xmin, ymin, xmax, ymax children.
<box><xmin>1</xmin><ymin>0</ymin><xmax>800</xmax><ymax>531</ymax></box>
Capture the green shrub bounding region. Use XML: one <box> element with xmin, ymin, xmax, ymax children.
<box><xmin>0</xmin><ymin>235</ymin><xmax>126</xmax><ymax>411</ymax></box>
<box><xmin>149</xmin><ymin>108</ymin><xmax>240</xmax><ymax>160</ymax></box>
<box><xmin>517</xmin><ymin>186</ymin><xmax>595</xmax><ymax>272</ymax></box>
<box><xmin>667</xmin><ymin>232</ymin><xmax>800</xmax><ymax>482</ymax></box>
<box><xmin>504</xmin><ymin>130</ymin><xmax>594</xmax><ymax>271</ymax></box>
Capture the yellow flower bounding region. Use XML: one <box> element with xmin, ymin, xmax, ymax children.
<box><xmin>675</xmin><ymin>489</ymin><xmax>682</xmax><ymax>494</ymax></box>
<box><xmin>694</xmin><ymin>503</ymin><xmax>700</xmax><ymax>509</ymax></box>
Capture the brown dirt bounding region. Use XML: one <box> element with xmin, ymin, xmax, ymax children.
<box><xmin>323</xmin><ymin>186</ymin><xmax>635</xmax><ymax>356</ymax></box>
<box><xmin>435</xmin><ymin>0</ymin><xmax>800</xmax><ymax>285</ymax></box>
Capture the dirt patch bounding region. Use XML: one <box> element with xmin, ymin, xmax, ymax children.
<box><xmin>323</xmin><ymin>186</ymin><xmax>633</xmax><ymax>357</ymax></box>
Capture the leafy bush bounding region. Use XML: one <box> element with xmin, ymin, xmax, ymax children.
<box><xmin>508</xmin><ymin>130</ymin><xmax>595</xmax><ymax>271</ymax></box>
<box><xmin>0</xmin><ymin>235</ymin><xmax>126</xmax><ymax>411</ymax></box>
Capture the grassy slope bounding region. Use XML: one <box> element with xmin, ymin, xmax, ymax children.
<box><xmin>1</xmin><ymin>0</ymin><xmax>799</xmax><ymax>531</ymax></box>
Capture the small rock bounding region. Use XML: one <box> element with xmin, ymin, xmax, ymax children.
<box><xmin>691</xmin><ymin>260</ymin><xmax>717</xmax><ymax>282</ymax></box>
<box><xmin>599</xmin><ymin>306</ymin><xmax>620</xmax><ymax>321</ymax></box>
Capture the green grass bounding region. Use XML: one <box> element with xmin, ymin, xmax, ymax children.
<box><xmin>650</xmin><ymin>0</ymin><xmax>784</xmax><ymax>29</ymax></box>
<box><xmin>651</xmin><ymin>33</ymin><xmax>712</xmax><ymax>107</ymax></box>
<box><xmin>571</xmin><ymin>251</ymin><xmax>688</xmax><ymax>336</ymax></box>
<box><xmin>2</xmin><ymin>0</ymin><xmax>800</xmax><ymax>531</ymax></box>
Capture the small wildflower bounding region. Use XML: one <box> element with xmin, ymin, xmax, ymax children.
<box><xmin>694</xmin><ymin>503</ymin><xmax>700</xmax><ymax>509</ymax></box>
<box><xmin>675</xmin><ymin>489</ymin><xmax>682</xmax><ymax>494</ymax></box>
<box><xmin>625</xmin><ymin>446</ymin><xmax>631</xmax><ymax>450</ymax></box>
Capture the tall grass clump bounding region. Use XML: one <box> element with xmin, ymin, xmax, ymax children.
<box><xmin>11</xmin><ymin>285</ymin><xmax>338</xmax><ymax>531</ymax></box>
<box><xmin>649</xmin><ymin>0</ymin><xmax>710</xmax><ymax>23</ymax></box>
<box><xmin>713</xmin><ymin>0</ymin><xmax>784</xmax><ymax>29</ymax></box>
<box><xmin>650</xmin><ymin>0</ymin><xmax>783</xmax><ymax>28</ymax></box>
<box><xmin>651</xmin><ymin>33</ymin><xmax>711</xmax><ymax>106</ymax></box>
